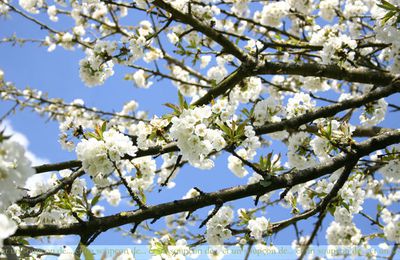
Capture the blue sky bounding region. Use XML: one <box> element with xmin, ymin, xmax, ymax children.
<box><xmin>1</xmin><ymin>7</ymin><xmax>400</xmax><ymax>260</ymax></box>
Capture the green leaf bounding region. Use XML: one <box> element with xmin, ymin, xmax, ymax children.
<box><xmin>101</xmin><ymin>121</ymin><xmax>107</xmax><ymax>133</ymax></box>
<box><xmin>238</xmin><ymin>209</ymin><xmax>251</xmax><ymax>221</ymax></box>
<box><xmin>241</xmin><ymin>108</ymin><xmax>251</xmax><ymax>117</ymax></box>
<box><xmin>81</xmin><ymin>245</ymin><xmax>94</xmax><ymax>260</ymax></box>
<box><xmin>84</xmin><ymin>132</ymin><xmax>94</xmax><ymax>139</ymax></box>
<box><xmin>164</xmin><ymin>103</ymin><xmax>180</xmax><ymax>113</ymax></box>
<box><xmin>341</xmin><ymin>202</ymin><xmax>350</xmax><ymax>212</ymax></box>
<box><xmin>94</xmin><ymin>123</ymin><xmax>104</xmax><ymax>140</ymax></box>
<box><xmin>378</xmin><ymin>0</ymin><xmax>399</xmax><ymax>11</ymax></box>
<box><xmin>236</xmin><ymin>120</ymin><xmax>247</xmax><ymax>138</ymax></box>
<box><xmin>382</xmin><ymin>11</ymin><xmax>396</xmax><ymax>24</ymax></box>
<box><xmin>217</xmin><ymin>123</ymin><xmax>232</xmax><ymax>137</ymax></box>
<box><xmin>178</xmin><ymin>91</ymin><xmax>188</xmax><ymax>109</ymax></box>
<box><xmin>0</xmin><ymin>128</ymin><xmax>11</xmax><ymax>143</ymax></box>
<box><xmin>91</xmin><ymin>194</ymin><xmax>101</xmax><ymax>207</ymax></box>
<box><xmin>328</xmin><ymin>206</ymin><xmax>335</xmax><ymax>216</ymax></box>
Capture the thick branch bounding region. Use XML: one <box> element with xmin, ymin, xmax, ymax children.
<box><xmin>14</xmin><ymin>130</ymin><xmax>400</xmax><ymax>237</ymax></box>
<box><xmin>19</xmin><ymin>169</ymin><xmax>85</xmax><ymax>206</ymax></box>
<box><xmin>255</xmin><ymin>61</ymin><xmax>394</xmax><ymax>85</ymax></box>
<box><xmin>255</xmin><ymin>82</ymin><xmax>400</xmax><ymax>135</ymax></box>
<box><xmin>152</xmin><ymin>0</ymin><xmax>248</xmax><ymax>62</ymax></box>
<box><xmin>34</xmin><ymin>81</ymin><xmax>399</xmax><ymax>174</ymax></box>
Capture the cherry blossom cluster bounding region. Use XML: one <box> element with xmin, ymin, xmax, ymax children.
<box><xmin>0</xmin><ymin>135</ymin><xmax>35</xmax><ymax>246</ymax></box>
<box><xmin>76</xmin><ymin>128</ymin><xmax>138</xmax><ymax>183</ymax></box>
<box><xmin>205</xmin><ymin>206</ymin><xmax>234</xmax><ymax>247</ymax></box>
<box><xmin>170</xmin><ymin>106</ymin><xmax>226</xmax><ymax>169</ymax></box>
<box><xmin>150</xmin><ymin>235</ymin><xmax>195</xmax><ymax>259</ymax></box>
<box><xmin>79</xmin><ymin>41</ymin><xmax>117</xmax><ymax>87</ymax></box>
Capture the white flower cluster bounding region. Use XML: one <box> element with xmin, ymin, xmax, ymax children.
<box><xmin>326</xmin><ymin>220</ymin><xmax>362</xmax><ymax>245</ymax></box>
<box><xmin>297</xmin><ymin>183</ymin><xmax>317</xmax><ymax>210</ymax></box>
<box><xmin>0</xmin><ymin>0</ymin><xmax>10</xmax><ymax>15</ymax></box>
<box><xmin>228</xmin><ymin>149</ymin><xmax>251</xmax><ymax>178</ymax></box>
<box><xmin>287</xmin><ymin>0</ymin><xmax>312</xmax><ymax>14</ymax></box>
<box><xmin>127</xmin><ymin>21</ymin><xmax>153</xmax><ymax>61</ymax></box>
<box><xmin>0</xmin><ymin>138</ymin><xmax>35</xmax><ymax>245</ymax></box>
<box><xmin>381</xmin><ymin>208</ymin><xmax>400</xmax><ymax>243</ymax></box>
<box><xmin>211</xmin><ymin>97</ymin><xmax>237</xmax><ymax>121</ymax></box>
<box><xmin>287</xmin><ymin>132</ymin><xmax>316</xmax><ymax>170</ymax></box>
<box><xmin>119</xmin><ymin>100</ymin><xmax>139</xmax><ymax>116</ymax></box>
<box><xmin>31</xmin><ymin>178</ymin><xmax>87</xmax><ymax>225</ymax></box>
<box><xmin>253</xmin><ymin>97</ymin><xmax>282</xmax><ymax>126</ymax></box>
<box><xmin>58</xmin><ymin>99</ymin><xmax>102</xmax><ymax>151</ymax></box>
<box><xmin>229</xmin><ymin>77</ymin><xmax>264</xmax><ymax>104</ymax></box>
<box><xmin>102</xmin><ymin>189</ymin><xmax>121</xmax><ymax>206</ymax></box>
<box><xmin>115</xmin><ymin>249</ymin><xmax>135</xmax><ymax>260</ymax></box>
<box><xmin>205</xmin><ymin>206</ymin><xmax>234</xmax><ymax>245</ymax></box>
<box><xmin>150</xmin><ymin>235</ymin><xmax>195</xmax><ymax>259</ymax></box>
<box><xmin>286</xmin><ymin>92</ymin><xmax>315</xmax><ymax>119</ymax></box>
<box><xmin>79</xmin><ymin>41</ymin><xmax>117</xmax><ymax>87</ymax></box>
<box><xmin>207</xmin><ymin>56</ymin><xmax>230</xmax><ymax>83</ymax></box>
<box><xmin>321</xmin><ymin>34</ymin><xmax>357</xmax><ymax>64</ymax></box>
<box><xmin>310</xmin><ymin>119</ymin><xmax>355</xmax><ymax>163</ymax></box>
<box><xmin>227</xmin><ymin>126</ymin><xmax>261</xmax><ymax>177</ymax></box>
<box><xmin>301</xmin><ymin>77</ymin><xmax>331</xmax><ymax>92</ymax></box>
<box><xmin>0</xmin><ymin>214</ymin><xmax>17</xmax><ymax>247</ymax></box>
<box><xmin>76</xmin><ymin>128</ymin><xmax>138</xmax><ymax>182</ymax></box>
<box><xmin>229</xmin><ymin>0</ymin><xmax>251</xmax><ymax>17</ymax></box>
<box><xmin>182</xmin><ymin>188</ymin><xmax>201</xmax><ymax>200</ymax></box>
<box><xmin>380</xmin><ymin>159</ymin><xmax>400</xmax><ymax>183</ymax></box>
<box><xmin>319</xmin><ymin>0</ymin><xmax>339</xmax><ymax>21</ymax></box>
<box><xmin>257</xmin><ymin>1</ymin><xmax>290</xmax><ymax>27</ymax></box>
<box><xmin>47</xmin><ymin>5</ymin><xmax>58</xmax><ymax>22</ymax></box>
<box><xmin>128</xmin><ymin>117</ymin><xmax>168</xmax><ymax>151</ymax></box>
<box><xmin>19</xmin><ymin>0</ymin><xmax>43</xmax><ymax>14</ymax></box>
<box><xmin>144</xmin><ymin>48</ymin><xmax>163</xmax><ymax>63</ymax></box>
<box><xmin>309</xmin><ymin>25</ymin><xmax>358</xmax><ymax>65</ymax></box>
<box><xmin>359</xmin><ymin>98</ymin><xmax>387</xmax><ymax>126</ymax></box>
<box><xmin>0</xmin><ymin>139</ymin><xmax>35</xmax><ymax>210</ymax></box>
<box><xmin>372</xmin><ymin>1</ymin><xmax>400</xmax><ymax>74</ymax></box>
<box><xmin>334</xmin><ymin>207</ymin><xmax>353</xmax><ymax>225</ymax></box>
<box><xmin>247</xmin><ymin>216</ymin><xmax>270</xmax><ymax>241</ymax></box>
<box><xmin>127</xmin><ymin>156</ymin><xmax>156</xmax><ymax>192</ymax></box>
<box><xmin>337</xmin><ymin>173</ymin><xmax>366</xmax><ymax>214</ymax></box>
<box><xmin>170</xmin><ymin>106</ymin><xmax>226</xmax><ymax>169</ymax></box>
<box><xmin>291</xmin><ymin>236</ymin><xmax>310</xmax><ymax>257</ymax></box>
<box><xmin>310</xmin><ymin>136</ymin><xmax>332</xmax><ymax>163</ymax></box>
<box><xmin>26</xmin><ymin>173</ymin><xmax>57</xmax><ymax>198</ymax></box>
<box><xmin>132</xmin><ymin>69</ymin><xmax>152</xmax><ymax>89</ymax></box>
<box><xmin>343</xmin><ymin>0</ymin><xmax>368</xmax><ymax>19</ymax></box>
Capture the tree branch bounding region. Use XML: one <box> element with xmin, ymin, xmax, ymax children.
<box><xmin>255</xmin><ymin>61</ymin><xmax>394</xmax><ymax>85</ymax></box>
<box><xmin>34</xmin><ymin>80</ymin><xmax>399</xmax><ymax>174</ymax></box>
<box><xmin>152</xmin><ymin>0</ymin><xmax>248</xmax><ymax>62</ymax></box>
<box><xmin>14</xmin><ymin>130</ymin><xmax>400</xmax><ymax>238</ymax></box>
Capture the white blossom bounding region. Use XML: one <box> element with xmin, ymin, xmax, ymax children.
<box><xmin>0</xmin><ymin>214</ymin><xmax>17</xmax><ymax>247</ymax></box>
<box><xmin>205</xmin><ymin>206</ymin><xmax>234</xmax><ymax>245</ymax></box>
<box><xmin>133</xmin><ymin>69</ymin><xmax>152</xmax><ymax>89</ymax></box>
<box><xmin>76</xmin><ymin>128</ymin><xmax>138</xmax><ymax>180</ymax></box>
<box><xmin>248</xmin><ymin>216</ymin><xmax>270</xmax><ymax>241</ymax></box>
<box><xmin>359</xmin><ymin>98</ymin><xmax>387</xmax><ymax>126</ymax></box>
<box><xmin>0</xmin><ymin>139</ymin><xmax>35</xmax><ymax>210</ymax></box>
<box><xmin>170</xmin><ymin>106</ymin><xmax>226</xmax><ymax>169</ymax></box>
<box><xmin>286</xmin><ymin>93</ymin><xmax>316</xmax><ymax>119</ymax></box>
<box><xmin>380</xmin><ymin>159</ymin><xmax>400</xmax><ymax>183</ymax></box>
